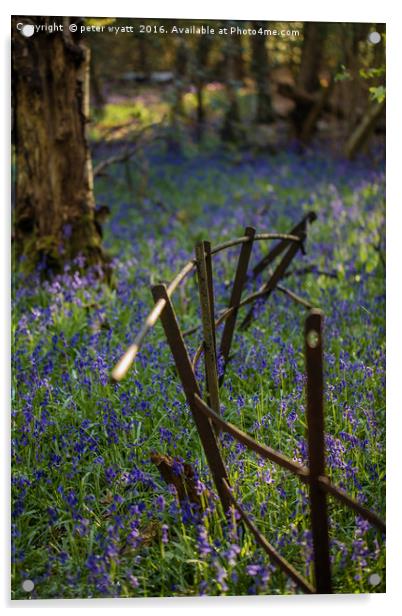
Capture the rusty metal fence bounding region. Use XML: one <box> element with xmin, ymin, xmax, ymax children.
<box><xmin>111</xmin><ymin>212</ymin><xmax>385</xmax><ymax>594</ymax></box>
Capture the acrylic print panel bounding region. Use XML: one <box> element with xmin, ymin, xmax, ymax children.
<box><xmin>11</xmin><ymin>16</ymin><xmax>385</xmax><ymax>599</ymax></box>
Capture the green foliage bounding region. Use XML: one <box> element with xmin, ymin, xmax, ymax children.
<box><xmin>360</xmin><ymin>67</ymin><xmax>385</xmax><ymax>80</ymax></box>
<box><xmin>360</xmin><ymin>65</ymin><xmax>386</xmax><ymax>103</ymax></box>
<box><xmin>368</xmin><ymin>86</ymin><xmax>386</xmax><ymax>104</ymax></box>
<box><xmin>334</xmin><ymin>64</ymin><xmax>352</xmax><ymax>82</ymax></box>
<box><xmin>85</xmin><ymin>18</ymin><xmax>116</xmax><ymax>27</ymax></box>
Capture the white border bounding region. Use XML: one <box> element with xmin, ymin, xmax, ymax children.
<box><xmin>2</xmin><ymin>1</ymin><xmax>402</xmax><ymax>614</ymax></box>
<box><xmin>0</xmin><ymin>0</ymin><xmax>395</xmax><ymax>21</ymax></box>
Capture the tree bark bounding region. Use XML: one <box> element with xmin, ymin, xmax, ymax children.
<box><xmin>297</xmin><ymin>22</ymin><xmax>325</xmax><ymax>93</ymax></box>
<box><xmin>12</xmin><ymin>16</ymin><xmax>106</xmax><ymax>273</ymax></box>
<box><xmin>173</xmin><ymin>39</ymin><xmax>188</xmax><ymax>118</ymax></box>
<box><xmin>90</xmin><ymin>54</ymin><xmax>105</xmax><ymax>110</ymax></box>
<box><xmin>231</xmin><ymin>29</ymin><xmax>245</xmax><ymax>82</ymax></box>
<box><xmin>138</xmin><ymin>36</ymin><xmax>151</xmax><ymax>81</ymax></box>
<box><xmin>251</xmin><ymin>23</ymin><xmax>274</xmax><ymax>124</ymax></box>
<box><xmin>299</xmin><ymin>76</ymin><xmax>334</xmax><ymax>144</ymax></box>
<box><xmin>289</xmin><ymin>22</ymin><xmax>326</xmax><ymax>139</ymax></box>
<box><xmin>194</xmin><ymin>35</ymin><xmax>212</xmax><ymax>141</ymax></box>
<box><xmin>221</xmin><ymin>22</ymin><xmax>243</xmax><ymax>143</ymax></box>
<box><xmin>167</xmin><ymin>39</ymin><xmax>188</xmax><ymax>154</ymax></box>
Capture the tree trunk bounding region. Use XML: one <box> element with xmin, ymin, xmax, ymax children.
<box><xmin>168</xmin><ymin>39</ymin><xmax>188</xmax><ymax>154</ymax></box>
<box><xmin>12</xmin><ymin>17</ymin><xmax>106</xmax><ymax>273</ymax></box>
<box><xmin>290</xmin><ymin>22</ymin><xmax>326</xmax><ymax>139</ymax></box>
<box><xmin>342</xmin><ymin>23</ymin><xmax>371</xmax><ymax>131</ymax></box>
<box><xmin>299</xmin><ymin>76</ymin><xmax>334</xmax><ymax>144</ymax></box>
<box><xmin>194</xmin><ymin>35</ymin><xmax>212</xmax><ymax>141</ymax></box>
<box><xmin>221</xmin><ymin>23</ymin><xmax>243</xmax><ymax>143</ymax></box>
<box><xmin>232</xmin><ymin>29</ymin><xmax>245</xmax><ymax>82</ymax></box>
<box><xmin>173</xmin><ymin>39</ymin><xmax>188</xmax><ymax>118</ymax></box>
<box><xmin>90</xmin><ymin>55</ymin><xmax>105</xmax><ymax>110</ymax></box>
<box><xmin>251</xmin><ymin>23</ymin><xmax>274</xmax><ymax>124</ymax></box>
<box><xmin>138</xmin><ymin>36</ymin><xmax>151</xmax><ymax>81</ymax></box>
<box><xmin>297</xmin><ymin>22</ymin><xmax>325</xmax><ymax>92</ymax></box>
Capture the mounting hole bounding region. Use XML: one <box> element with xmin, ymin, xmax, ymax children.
<box><xmin>368</xmin><ymin>573</ymin><xmax>381</xmax><ymax>586</ymax></box>
<box><xmin>307</xmin><ymin>330</ymin><xmax>320</xmax><ymax>349</ymax></box>
<box><xmin>22</xmin><ymin>579</ymin><xmax>34</xmax><ymax>592</ymax></box>
<box><xmin>21</xmin><ymin>24</ymin><xmax>35</xmax><ymax>37</ymax></box>
<box><xmin>368</xmin><ymin>31</ymin><xmax>381</xmax><ymax>45</ymax></box>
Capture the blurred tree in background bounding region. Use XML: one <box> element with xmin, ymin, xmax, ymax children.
<box><xmin>250</xmin><ymin>22</ymin><xmax>274</xmax><ymax>124</ymax></box>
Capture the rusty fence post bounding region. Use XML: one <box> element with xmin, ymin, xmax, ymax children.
<box><xmin>305</xmin><ymin>309</ymin><xmax>332</xmax><ymax>594</ymax></box>
<box><xmin>204</xmin><ymin>240</ymin><xmax>217</xmax><ymax>354</ymax></box>
<box><xmin>195</xmin><ymin>241</ymin><xmax>221</xmax><ymax>423</ymax></box>
<box><xmin>151</xmin><ymin>284</ymin><xmax>231</xmax><ymax>512</ymax></box>
<box><xmin>219</xmin><ymin>226</ymin><xmax>255</xmax><ymax>385</ymax></box>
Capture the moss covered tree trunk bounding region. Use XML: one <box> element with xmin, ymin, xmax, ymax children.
<box><xmin>12</xmin><ymin>17</ymin><xmax>105</xmax><ymax>272</ymax></box>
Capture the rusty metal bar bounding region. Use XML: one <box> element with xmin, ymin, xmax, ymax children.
<box><xmin>191</xmin><ymin>284</ymin><xmax>312</xmax><ymax>370</ymax></box>
<box><xmin>111</xmin><ymin>234</ymin><xmax>304</xmax><ymax>381</ymax></box>
<box><xmin>195</xmin><ymin>242</ymin><xmax>221</xmax><ymax>421</ymax></box>
<box><xmin>166</xmin><ymin>260</ymin><xmax>196</xmax><ymax>294</ymax></box>
<box><xmin>241</xmin><ymin>238</ymin><xmax>305</xmax><ymax>330</ymax></box>
<box><xmin>111</xmin><ymin>297</ymin><xmax>167</xmax><ymax>381</ymax></box>
<box><xmin>194</xmin><ymin>394</ymin><xmax>309</xmax><ymax>479</ymax></box>
<box><xmin>318</xmin><ymin>476</ymin><xmax>386</xmax><ymax>534</ymax></box>
<box><xmin>305</xmin><ymin>309</ymin><xmax>332</xmax><ymax>594</ymax></box>
<box><xmin>211</xmin><ymin>233</ymin><xmax>303</xmax><ymax>256</ymax></box>
<box><xmin>240</xmin><ymin>237</ymin><xmax>305</xmax><ymax>331</ymax></box>
<box><xmin>252</xmin><ymin>212</ymin><xmax>317</xmax><ymax>279</ymax></box>
<box><xmin>221</xmin><ymin>479</ymin><xmax>316</xmax><ymax>594</ymax></box>
<box><xmin>219</xmin><ymin>226</ymin><xmax>255</xmax><ymax>386</ymax></box>
<box><xmin>151</xmin><ymin>284</ymin><xmax>231</xmax><ymax>511</ymax></box>
<box><xmin>111</xmin><ymin>259</ymin><xmax>196</xmax><ymax>381</ymax></box>
<box><xmin>184</xmin><ymin>282</ymin><xmax>312</xmax><ymax>340</ymax></box>
<box><xmin>276</xmin><ymin>285</ymin><xmax>313</xmax><ymax>309</ymax></box>
<box><xmin>204</xmin><ymin>241</ymin><xmax>217</xmax><ymax>354</ymax></box>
